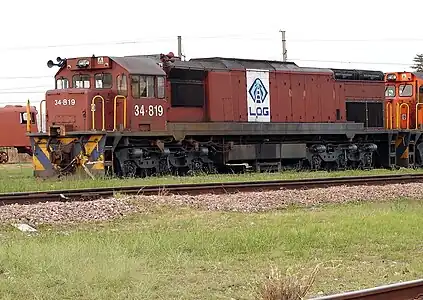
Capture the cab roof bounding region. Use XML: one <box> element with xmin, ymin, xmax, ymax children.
<box><xmin>111</xmin><ymin>56</ymin><xmax>166</xmax><ymax>76</ymax></box>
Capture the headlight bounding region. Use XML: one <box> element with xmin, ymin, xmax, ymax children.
<box><xmin>386</xmin><ymin>74</ymin><xmax>397</xmax><ymax>81</ymax></box>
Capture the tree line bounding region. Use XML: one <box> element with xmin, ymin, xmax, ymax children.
<box><xmin>411</xmin><ymin>54</ymin><xmax>423</xmax><ymax>72</ymax></box>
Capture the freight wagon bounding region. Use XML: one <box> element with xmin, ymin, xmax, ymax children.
<box><xmin>0</xmin><ymin>105</ymin><xmax>37</xmax><ymax>163</ymax></box>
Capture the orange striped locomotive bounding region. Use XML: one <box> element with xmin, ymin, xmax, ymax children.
<box><xmin>26</xmin><ymin>53</ymin><xmax>417</xmax><ymax>178</ymax></box>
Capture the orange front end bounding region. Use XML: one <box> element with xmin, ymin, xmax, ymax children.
<box><xmin>384</xmin><ymin>72</ymin><xmax>423</xmax><ymax>129</ymax></box>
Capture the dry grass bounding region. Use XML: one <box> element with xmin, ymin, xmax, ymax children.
<box><xmin>255</xmin><ymin>266</ymin><xmax>319</xmax><ymax>300</ymax></box>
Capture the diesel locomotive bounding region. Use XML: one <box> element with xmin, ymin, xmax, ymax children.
<box><xmin>26</xmin><ymin>52</ymin><xmax>423</xmax><ymax>178</ymax></box>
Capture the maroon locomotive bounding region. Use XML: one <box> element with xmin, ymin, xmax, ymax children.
<box><xmin>28</xmin><ymin>52</ymin><xmax>402</xmax><ymax>178</ymax></box>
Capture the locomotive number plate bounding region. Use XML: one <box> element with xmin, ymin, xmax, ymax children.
<box><xmin>54</xmin><ymin>99</ymin><xmax>76</xmax><ymax>106</ymax></box>
<box><xmin>134</xmin><ymin>104</ymin><xmax>164</xmax><ymax>117</ymax></box>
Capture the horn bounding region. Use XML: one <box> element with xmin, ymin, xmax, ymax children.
<box><xmin>47</xmin><ymin>60</ymin><xmax>55</xmax><ymax>68</ymax></box>
<box><xmin>56</xmin><ymin>57</ymin><xmax>62</xmax><ymax>63</ymax></box>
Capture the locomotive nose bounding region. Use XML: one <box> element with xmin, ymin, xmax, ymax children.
<box><xmin>45</xmin><ymin>90</ymin><xmax>90</xmax><ymax>132</ymax></box>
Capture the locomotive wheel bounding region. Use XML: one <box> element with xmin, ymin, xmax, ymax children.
<box><xmin>187</xmin><ymin>158</ymin><xmax>204</xmax><ymax>176</ymax></box>
<box><xmin>158</xmin><ymin>158</ymin><xmax>172</xmax><ymax>176</ymax></box>
<box><xmin>0</xmin><ymin>151</ymin><xmax>8</xmax><ymax>164</ymax></box>
<box><xmin>123</xmin><ymin>161</ymin><xmax>137</xmax><ymax>177</ymax></box>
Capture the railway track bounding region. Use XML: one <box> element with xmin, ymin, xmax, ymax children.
<box><xmin>310</xmin><ymin>278</ymin><xmax>423</xmax><ymax>300</ymax></box>
<box><xmin>1</xmin><ymin>173</ymin><xmax>423</xmax><ymax>206</ymax></box>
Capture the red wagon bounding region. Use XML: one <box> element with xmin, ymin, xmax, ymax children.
<box><xmin>0</xmin><ymin>105</ymin><xmax>38</xmax><ymax>163</ymax></box>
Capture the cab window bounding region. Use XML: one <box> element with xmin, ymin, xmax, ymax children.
<box><xmin>131</xmin><ymin>75</ymin><xmax>155</xmax><ymax>98</ymax></box>
<box><xmin>56</xmin><ymin>77</ymin><xmax>69</xmax><ymax>89</ymax></box>
<box><xmin>117</xmin><ymin>74</ymin><xmax>128</xmax><ymax>96</ymax></box>
<box><xmin>72</xmin><ymin>74</ymin><xmax>90</xmax><ymax>88</ymax></box>
<box><xmin>20</xmin><ymin>112</ymin><xmax>36</xmax><ymax>124</ymax></box>
<box><xmin>399</xmin><ymin>84</ymin><xmax>413</xmax><ymax>97</ymax></box>
<box><xmin>157</xmin><ymin>76</ymin><xmax>165</xmax><ymax>99</ymax></box>
<box><xmin>385</xmin><ymin>85</ymin><xmax>395</xmax><ymax>97</ymax></box>
<box><xmin>95</xmin><ymin>73</ymin><xmax>112</xmax><ymax>89</ymax></box>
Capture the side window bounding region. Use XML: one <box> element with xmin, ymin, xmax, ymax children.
<box><xmin>20</xmin><ymin>112</ymin><xmax>36</xmax><ymax>124</ymax></box>
<box><xmin>94</xmin><ymin>73</ymin><xmax>112</xmax><ymax>89</ymax></box>
<box><xmin>131</xmin><ymin>75</ymin><xmax>140</xmax><ymax>98</ymax></box>
<box><xmin>157</xmin><ymin>76</ymin><xmax>165</xmax><ymax>98</ymax></box>
<box><xmin>117</xmin><ymin>74</ymin><xmax>128</xmax><ymax>96</ymax></box>
<box><xmin>56</xmin><ymin>78</ymin><xmax>69</xmax><ymax>89</ymax></box>
<box><xmin>72</xmin><ymin>74</ymin><xmax>90</xmax><ymax>88</ymax></box>
<box><xmin>131</xmin><ymin>75</ymin><xmax>155</xmax><ymax>98</ymax></box>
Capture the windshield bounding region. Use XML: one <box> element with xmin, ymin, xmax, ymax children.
<box><xmin>72</xmin><ymin>74</ymin><xmax>90</xmax><ymax>88</ymax></box>
<box><xmin>56</xmin><ymin>78</ymin><xmax>69</xmax><ymax>89</ymax></box>
<box><xmin>399</xmin><ymin>84</ymin><xmax>413</xmax><ymax>97</ymax></box>
<box><xmin>385</xmin><ymin>85</ymin><xmax>395</xmax><ymax>97</ymax></box>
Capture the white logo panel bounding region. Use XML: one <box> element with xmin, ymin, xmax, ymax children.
<box><xmin>246</xmin><ymin>69</ymin><xmax>270</xmax><ymax>122</ymax></box>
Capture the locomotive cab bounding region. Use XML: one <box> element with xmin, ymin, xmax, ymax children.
<box><xmin>384</xmin><ymin>72</ymin><xmax>423</xmax><ymax>129</ymax></box>
<box><xmin>45</xmin><ymin>56</ymin><xmax>123</xmax><ymax>132</ymax></box>
<box><xmin>45</xmin><ymin>55</ymin><xmax>168</xmax><ymax>133</ymax></box>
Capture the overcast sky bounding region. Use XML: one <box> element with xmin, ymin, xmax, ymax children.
<box><xmin>1</xmin><ymin>0</ymin><xmax>422</xmax><ymax>110</ymax></box>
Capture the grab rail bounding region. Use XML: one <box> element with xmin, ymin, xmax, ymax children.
<box><xmin>26</xmin><ymin>99</ymin><xmax>31</xmax><ymax>133</ymax></box>
<box><xmin>397</xmin><ymin>102</ymin><xmax>410</xmax><ymax>129</ymax></box>
<box><xmin>417</xmin><ymin>103</ymin><xmax>423</xmax><ymax>129</ymax></box>
<box><xmin>386</xmin><ymin>101</ymin><xmax>393</xmax><ymax>129</ymax></box>
<box><xmin>113</xmin><ymin>95</ymin><xmax>127</xmax><ymax>131</ymax></box>
<box><xmin>39</xmin><ymin>99</ymin><xmax>45</xmax><ymax>133</ymax></box>
<box><xmin>91</xmin><ymin>95</ymin><xmax>105</xmax><ymax>131</ymax></box>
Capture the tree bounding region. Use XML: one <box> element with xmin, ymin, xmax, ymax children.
<box><xmin>411</xmin><ymin>54</ymin><xmax>423</xmax><ymax>72</ymax></box>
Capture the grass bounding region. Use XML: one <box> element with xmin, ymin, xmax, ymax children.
<box><xmin>1</xmin><ymin>199</ymin><xmax>423</xmax><ymax>299</ymax></box>
<box><xmin>2</xmin><ymin>163</ymin><xmax>423</xmax><ymax>193</ymax></box>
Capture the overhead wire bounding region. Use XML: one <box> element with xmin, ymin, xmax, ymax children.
<box><xmin>0</xmin><ymin>85</ymin><xmax>51</xmax><ymax>91</ymax></box>
<box><xmin>0</xmin><ymin>58</ymin><xmax>414</xmax><ymax>83</ymax></box>
<box><xmin>0</xmin><ymin>33</ymin><xmax>423</xmax><ymax>52</ymax></box>
<box><xmin>0</xmin><ymin>34</ymin><xmax>420</xmax><ymax>93</ymax></box>
<box><xmin>0</xmin><ymin>75</ymin><xmax>51</xmax><ymax>80</ymax></box>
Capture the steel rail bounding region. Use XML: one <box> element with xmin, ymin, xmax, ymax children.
<box><xmin>1</xmin><ymin>173</ymin><xmax>423</xmax><ymax>206</ymax></box>
<box><xmin>309</xmin><ymin>278</ymin><xmax>423</xmax><ymax>300</ymax></box>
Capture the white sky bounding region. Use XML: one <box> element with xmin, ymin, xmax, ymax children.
<box><xmin>1</xmin><ymin>0</ymin><xmax>422</xmax><ymax>111</ymax></box>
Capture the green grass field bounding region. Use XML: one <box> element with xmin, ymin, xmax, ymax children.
<box><xmin>2</xmin><ymin>163</ymin><xmax>423</xmax><ymax>193</ymax></box>
<box><xmin>1</xmin><ymin>199</ymin><xmax>422</xmax><ymax>299</ymax></box>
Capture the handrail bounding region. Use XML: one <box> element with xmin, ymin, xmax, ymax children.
<box><xmin>91</xmin><ymin>95</ymin><xmax>105</xmax><ymax>131</ymax></box>
<box><xmin>398</xmin><ymin>102</ymin><xmax>410</xmax><ymax>129</ymax></box>
<box><xmin>396</xmin><ymin>102</ymin><xmax>400</xmax><ymax>129</ymax></box>
<box><xmin>26</xmin><ymin>99</ymin><xmax>31</xmax><ymax>133</ymax></box>
<box><xmin>39</xmin><ymin>99</ymin><xmax>45</xmax><ymax>133</ymax></box>
<box><xmin>416</xmin><ymin>103</ymin><xmax>423</xmax><ymax>129</ymax></box>
<box><xmin>113</xmin><ymin>95</ymin><xmax>127</xmax><ymax>131</ymax></box>
<box><xmin>386</xmin><ymin>101</ymin><xmax>393</xmax><ymax>129</ymax></box>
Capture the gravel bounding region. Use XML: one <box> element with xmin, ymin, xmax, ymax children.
<box><xmin>1</xmin><ymin>182</ymin><xmax>423</xmax><ymax>225</ymax></box>
<box><xmin>0</xmin><ymin>198</ymin><xmax>141</xmax><ymax>226</ymax></box>
<box><xmin>133</xmin><ymin>182</ymin><xmax>423</xmax><ymax>213</ymax></box>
